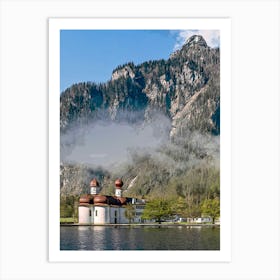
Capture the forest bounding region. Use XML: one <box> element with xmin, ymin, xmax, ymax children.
<box><xmin>60</xmin><ymin>35</ymin><xmax>220</xmax><ymax>223</ymax></box>
<box><xmin>60</xmin><ymin>129</ymin><xmax>220</xmax><ymax>223</ymax></box>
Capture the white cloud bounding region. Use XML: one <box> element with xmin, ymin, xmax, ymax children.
<box><xmin>173</xmin><ymin>30</ymin><xmax>220</xmax><ymax>51</ymax></box>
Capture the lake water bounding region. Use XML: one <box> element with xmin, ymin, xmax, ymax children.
<box><xmin>60</xmin><ymin>225</ymin><xmax>220</xmax><ymax>250</ymax></box>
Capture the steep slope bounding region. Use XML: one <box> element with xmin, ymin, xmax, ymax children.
<box><xmin>60</xmin><ymin>35</ymin><xmax>220</xmax><ymax>137</ymax></box>
<box><xmin>59</xmin><ymin>35</ymin><xmax>220</xmax><ymax>197</ymax></box>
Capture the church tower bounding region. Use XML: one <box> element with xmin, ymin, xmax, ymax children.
<box><xmin>115</xmin><ymin>178</ymin><xmax>123</xmax><ymax>197</ymax></box>
<box><xmin>90</xmin><ymin>178</ymin><xmax>100</xmax><ymax>195</ymax></box>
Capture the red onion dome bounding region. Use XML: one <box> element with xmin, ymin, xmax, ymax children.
<box><xmin>90</xmin><ymin>178</ymin><xmax>99</xmax><ymax>187</ymax></box>
<box><xmin>115</xmin><ymin>178</ymin><xmax>123</xmax><ymax>189</ymax></box>
<box><xmin>79</xmin><ymin>195</ymin><xmax>90</xmax><ymax>204</ymax></box>
<box><xmin>94</xmin><ymin>195</ymin><xmax>107</xmax><ymax>204</ymax></box>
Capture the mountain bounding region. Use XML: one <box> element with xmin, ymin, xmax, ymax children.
<box><xmin>60</xmin><ymin>35</ymin><xmax>220</xmax><ymax>198</ymax></box>
<box><xmin>60</xmin><ymin>35</ymin><xmax>220</xmax><ymax>137</ymax></box>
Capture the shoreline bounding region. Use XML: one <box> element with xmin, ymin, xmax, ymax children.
<box><xmin>60</xmin><ymin>223</ymin><xmax>220</xmax><ymax>227</ymax></box>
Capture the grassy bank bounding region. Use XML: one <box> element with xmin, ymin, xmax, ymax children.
<box><xmin>60</xmin><ymin>217</ymin><xmax>75</xmax><ymax>223</ymax></box>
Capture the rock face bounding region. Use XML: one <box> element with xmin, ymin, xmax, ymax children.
<box><xmin>59</xmin><ymin>35</ymin><xmax>220</xmax><ymax>196</ymax></box>
<box><xmin>60</xmin><ymin>35</ymin><xmax>220</xmax><ymax>137</ymax></box>
<box><xmin>60</xmin><ymin>163</ymin><xmax>113</xmax><ymax>196</ymax></box>
<box><xmin>111</xmin><ymin>64</ymin><xmax>135</xmax><ymax>81</ymax></box>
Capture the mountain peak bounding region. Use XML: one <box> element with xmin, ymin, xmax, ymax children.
<box><xmin>184</xmin><ymin>35</ymin><xmax>208</xmax><ymax>48</ymax></box>
<box><xmin>169</xmin><ymin>35</ymin><xmax>208</xmax><ymax>59</ymax></box>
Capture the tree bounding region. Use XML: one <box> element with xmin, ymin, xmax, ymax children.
<box><xmin>124</xmin><ymin>203</ymin><xmax>136</xmax><ymax>224</ymax></box>
<box><xmin>174</xmin><ymin>196</ymin><xmax>201</xmax><ymax>220</ymax></box>
<box><xmin>141</xmin><ymin>198</ymin><xmax>173</xmax><ymax>223</ymax></box>
<box><xmin>174</xmin><ymin>197</ymin><xmax>187</xmax><ymax>217</ymax></box>
<box><xmin>201</xmin><ymin>197</ymin><xmax>220</xmax><ymax>224</ymax></box>
<box><xmin>60</xmin><ymin>195</ymin><xmax>80</xmax><ymax>221</ymax></box>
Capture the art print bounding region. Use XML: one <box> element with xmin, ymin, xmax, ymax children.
<box><xmin>49</xmin><ymin>18</ymin><xmax>231</xmax><ymax>262</ymax></box>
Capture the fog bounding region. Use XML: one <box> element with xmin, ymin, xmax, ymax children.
<box><xmin>60</xmin><ymin>108</ymin><xmax>220</xmax><ymax>175</ymax></box>
<box><xmin>60</xmin><ymin>112</ymin><xmax>172</xmax><ymax>169</ymax></box>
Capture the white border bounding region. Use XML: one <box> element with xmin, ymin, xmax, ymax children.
<box><xmin>49</xmin><ymin>18</ymin><xmax>231</xmax><ymax>262</ymax></box>
<box><xmin>1</xmin><ymin>0</ymin><xmax>279</xmax><ymax>279</ymax></box>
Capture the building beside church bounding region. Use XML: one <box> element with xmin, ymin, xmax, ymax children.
<box><xmin>78</xmin><ymin>178</ymin><xmax>146</xmax><ymax>224</ymax></box>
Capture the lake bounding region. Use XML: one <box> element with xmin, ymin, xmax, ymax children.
<box><xmin>60</xmin><ymin>225</ymin><xmax>220</xmax><ymax>250</ymax></box>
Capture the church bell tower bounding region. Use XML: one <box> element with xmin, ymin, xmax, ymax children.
<box><xmin>90</xmin><ymin>178</ymin><xmax>100</xmax><ymax>195</ymax></box>
<box><xmin>115</xmin><ymin>178</ymin><xmax>123</xmax><ymax>197</ymax></box>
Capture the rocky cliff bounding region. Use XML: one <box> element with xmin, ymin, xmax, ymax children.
<box><xmin>60</xmin><ymin>35</ymin><xmax>220</xmax><ymax>137</ymax></box>
<box><xmin>60</xmin><ymin>35</ymin><xmax>220</xmax><ymax>197</ymax></box>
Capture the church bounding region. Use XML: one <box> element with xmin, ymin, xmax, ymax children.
<box><xmin>78</xmin><ymin>178</ymin><xmax>146</xmax><ymax>224</ymax></box>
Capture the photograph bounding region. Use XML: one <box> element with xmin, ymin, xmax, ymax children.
<box><xmin>1</xmin><ymin>0</ymin><xmax>279</xmax><ymax>279</ymax></box>
<box><xmin>59</xmin><ymin>26</ymin><xmax>222</xmax><ymax>251</ymax></box>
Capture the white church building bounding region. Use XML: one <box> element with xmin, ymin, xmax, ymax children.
<box><xmin>78</xmin><ymin>178</ymin><xmax>146</xmax><ymax>224</ymax></box>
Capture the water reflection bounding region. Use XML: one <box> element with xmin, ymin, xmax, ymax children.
<box><xmin>77</xmin><ymin>226</ymin><xmax>93</xmax><ymax>250</ymax></box>
<box><xmin>60</xmin><ymin>225</ymin><xmax>220</xmax><ymax>251</ymax></box>
<box><xmin>111</xmin><ymin>226</ymin><xmax>122</xmax><ymax>250</ymax></box>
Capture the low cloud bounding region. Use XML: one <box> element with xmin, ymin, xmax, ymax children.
<box><xmin>60</xmin><ymin>113</ymin><xmax>171</xmax><ymax>169</ymax></box>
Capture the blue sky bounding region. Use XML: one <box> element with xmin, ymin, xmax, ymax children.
<box><xmin>60</xmin><ymin>29</ymin><xmax>219</xmax><ymax>93</ymax></box>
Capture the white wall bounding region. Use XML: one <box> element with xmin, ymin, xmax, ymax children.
<box><xmin>78</xmin><ymin>206</ymin><xmax>90</xmax><ymax>224</ymax></box>
<box><xmin>79</xmin><ymin>205</ymin><xmax>135</xmax><ymax>224</ymax></box>
<box><xmin>0</xmin><ymin>0</ymin><xmax>279</xmax><ymax>279</ymax></box>
<box><xmin>94</xmin><ymin>206</ymin><xmax>107</xmax><ymax>224</ymax></box>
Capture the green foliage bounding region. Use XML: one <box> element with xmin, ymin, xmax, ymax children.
<box><xmin>60</xmin><ymin>40</ymin><xmax>220</xmax><ymax>135</ymax></box>
<box><xmin>201</xmin><ymin>197</ymin><xmax>220</xmax><ymax>224</ymax></box>
<box><xmin>60</xmin><ymin>217</ymin><xmax>75</xmax><ymax>223</ymax></box>
<box><xmin>60</xmin><ymin>39</ymin><xmax>221</xmax><ymax>210</ymax></box>
<box><xmin>141</xmin><ymin>198</ymin><xmax>174</xmax><ymax>223</ymax></box>
<box><xmin>60</xmin><ymin>195</ymin><xmax>79</xmax><ymax>222</ymax></box>
<box><xmin>173</xmin><ymin>197</ymin><xmax>201</xmax><ymax>219</ymax></box>
<box><xmin>122</xmin><ymin>137</ymin><xmax>220</xmax><ymax>201</ymax></box>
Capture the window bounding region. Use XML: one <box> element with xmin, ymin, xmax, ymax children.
<box><xmin>89</xmin><ymin>210</ymin><xmax>91</xmax><ymax>216</ymax></box>
<box><xmin>95</xmin><ymin>210</ymin><xmax>98</xmax><ymax>216</ymax></box>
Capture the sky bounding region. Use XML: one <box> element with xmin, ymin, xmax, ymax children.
<box><xmin>60</xmin><ymin>29</ymin><xmax>220</xmax><ymax>93</ymax></box>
